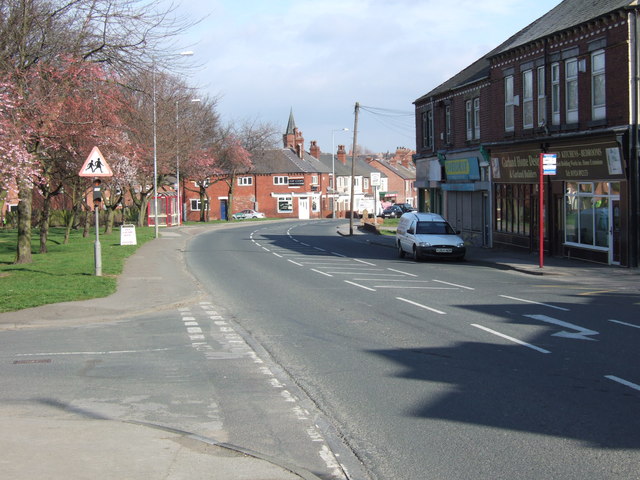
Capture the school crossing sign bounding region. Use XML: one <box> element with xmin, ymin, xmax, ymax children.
<box><xmin>79</xmin><ymin>146</ymin><xmax>113</xmax><ymax>177</ymax></box>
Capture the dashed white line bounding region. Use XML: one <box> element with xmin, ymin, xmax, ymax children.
<box><xmin>312</xmin><ymin>269</ymin><xmax>333</xmax><ymax>277</ymax></box>
<box><xmin>288</xmin><ymin>259</ymin><xmax>304</xmax><ymax>266</ymax></box>
<box><xmin>354</xmin><ymin>259</ymin><xmax>376</xmax><ymax>266</ymax></box>
<box><xmin>433</xmin><ymin>279</ymin><xmax>474</xmax><ymax>290</ymax></box>
<box><xmin>471</xmin><ymin>324</ymin><xmax>551</xmax><ymax>354</ymax></box>
<box><xmin>387</xmin><ymin>268</ymin><xmax>418</xmax><ymax>277</ymax></box>
<box><xmin>500</xmin><ymin>295</ymin><xmax>570</xmax><ymax>311</ymax></box>
<box><xmin>396</xmin><ymin>297</ymin><xmax>446</xmax><ymax>315</ymax></box>
<box><xmin>345</xmin><ymin>280</ymin><xmax>376</xmax><ymax>291</ymax></box>
<box><xmin>608</xmin><ymin>319</ymin><xmax>640</xmax><ymax>329</ymax></box>
<box><xmin>605</xmin><ymin>375</ymin><xmax>640</xmax><ymax>392</ymax></box>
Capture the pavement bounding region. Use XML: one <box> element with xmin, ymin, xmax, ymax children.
<box><xmin>1</xmin><ymin>220</ymin><xmax>638</xmax><ymax>480</ymax></box>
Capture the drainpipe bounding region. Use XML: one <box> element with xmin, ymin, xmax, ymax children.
<box><xmin>630</xmin><ymin>10</ymin><xmax>639</xmax><ymax>267</ymax></box>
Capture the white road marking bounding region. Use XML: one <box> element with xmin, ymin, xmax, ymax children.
<box><xmin>312</xmin><ymin>269</ymin><xmax>333</xmax><ymax>277</ymax></box>
<box><xmin>396</xmin><ymin>297</ymin><xmax>446</xmax><ymax>315</ymax></box>
<box><xmin>288</xmin><ymin>259</ymin><xmax>304</xmax><ymax>266</ymax></box>
<box><xmin>331</xmin><ymin>252</ymin><xmax>347</xmax><ymax>257</ymax></box>
<box><xmin>524</xmin><ymin>314</ymin><xmax>599</xmax><ymax>341</ymax></box>
<box><xmin>608</xmin><ymin>319</ymin><xmax>640</xmax><ymax>329</ymax></box>
<box><xmin>471</xmin><ymin>324</ymin><xmax>551</xmax><ymax>354</ymax></box>
<box><xmin>15</xmin><ymin>348</ymin><xmax>174</xmax><ymax>357</ymax></box>
<box><xmin>272</xmin><ymin>252</ymin><xmax>283</xmax><ymax>258</ymax></box>
<box><xmin>500</xmin><ymin>295</ymin><xmax>570</xmax><ymax>311</ymax></box>
<box><xmin>605</xmin><ymin>375</ymin><xmax>640</xmax><ymax>392</ymax></box>
<box><xmin>433</xmin><ymin>279</ymin><xmax>474</xmax><ymax>290</ymax></box>
<box><xmin>387</xmin><ymin>268</ymin><xmax>418</xmax><ymax>277</ymax></box>
<box><xmin>375</xmin><ymin>286</ymin><xmax>458</xmax><ymax>289</ymax></box>
<box><xmin>354</xmin><ymin>259</ymin><xmax>376</xmax><ymax>266</ymax></box>
<box><xmin>345</xmin><ymin>280</ymin><xmax>376</xmax><ymax>291</ymax></box>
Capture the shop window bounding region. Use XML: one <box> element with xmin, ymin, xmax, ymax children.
<box><xmin>591</xmin><ymin>50</ymin><xmax>606</xmax><ymax>120</ymax></box>
<box><xmin>277</xmin><ymin>196</ymin><xmax>293</xmax><ymax>213</ymax></box>
<box><xmin>564</xmin><ymin>181</ymin><xmax>618</xmax><ymax>248</ymax></box>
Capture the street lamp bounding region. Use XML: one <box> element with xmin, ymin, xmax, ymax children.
<box><xmin>331</xmin><ymin>128</ymin><xmax>349</xmax><ymax>219</ymax></box>
<box><xmin>176</xmin><ymin>97</ymin><xmax>200</xmax><ymax>225</ymax></box>
<box><xmin>152</xmin><ymin>51</ymin><xmax>194</xmax><ymax>237</ymax></box>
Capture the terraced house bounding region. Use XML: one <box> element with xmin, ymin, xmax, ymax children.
<box><xmin>414</xmin><ymin>0</ymin><xmax>640</xmax><ymax>267</ymax></box>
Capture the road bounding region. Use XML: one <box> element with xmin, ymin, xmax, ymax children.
<box><xmin>187</xmin><ymin>220</ymin><xmax>640</xmax><ymax>480</ymax></box>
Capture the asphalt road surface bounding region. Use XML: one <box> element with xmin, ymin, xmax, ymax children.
<box><xmin>187</xmin><ymin>220</ymin><xmax>640</xmax><ymax>480</ymax></box>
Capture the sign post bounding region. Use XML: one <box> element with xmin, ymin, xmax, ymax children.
<box><xmin>79</xmin><ymin>147</ymin><xmax>113</xmax><ymax>276</ymax></box>
<box><xmin>539</xmin><ymin>153</ymin><xmax>557</xmax><ymax>269</ymax></box>
<box><xmin>371</xmin><ymin>172</ymin><xmax>381</xmax><ymax>219</ymax></box>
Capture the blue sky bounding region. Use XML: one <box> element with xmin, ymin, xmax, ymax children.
<box><xmin>169</xmin><ymin>0</ymin><xmax>562</xmax><ymax>153</ymax></box>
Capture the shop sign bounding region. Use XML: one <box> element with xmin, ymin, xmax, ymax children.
<box><xmin>491</xmin><ymin>139</ymin><xmax>625</xmax><ymax>183</ymax></box>
<box><xmin>288</xmin><ymin>178</ymin><xmax>305</xmax><ymax>186</ymax></box>
<box><xmin>444</xmin><ymin>157</ymin><xmax>480</xmax><ymax>181</ymax></box>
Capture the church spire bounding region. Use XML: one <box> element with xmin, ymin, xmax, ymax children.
<box><xmin>285</xmin><ymin>108</ymin><xmax>296</xmax><ymax>135</ymax></box>
<box><xmin>283</xmin><ymin>108</ymin><xmax>304</xmax><ymax>156</ymax></box>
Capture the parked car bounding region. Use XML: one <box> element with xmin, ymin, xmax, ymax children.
<box><xmin>232</xmin><ymin>209</ymin><xmax>266</xmax><ymax>220</ymax></box>
<box><xmin>396</xmin><ymin>203</ymin><xmax>417</xmax><ymax>213</ymax></box>
<box><xmin>379</xmin><ymin>205</ymin><xmax>404</xmax><ymax>218</ymax></box>
<box><xmin>396</xmin><ymin>212</ymin><xmax>466</xmax><ymax>261</ymax></box>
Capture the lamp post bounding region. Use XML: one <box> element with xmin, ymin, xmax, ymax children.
<box><xmin>175</xmin><ymin>96</ymin><xmax>200</xmax><ymax>225</ymax></box>
<box><xmin>331</xmin><ymin>128</ymin><xmax>349</xmax><ymax>219</ymax></box>
<box><xmin>152</xmin><ymin>51</ymin><xmax>194</xmax><ymax>237</ymax></box>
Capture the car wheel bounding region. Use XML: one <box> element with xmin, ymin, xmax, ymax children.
<box><xmin>397</xmin><ymin>242</ymin><xmax>405</xmax><ymax>258</ymax></box>
<box><xmin>412</xmin><ymin>245</ymin><xmax>420</xmax><ymax>261</ymax></box>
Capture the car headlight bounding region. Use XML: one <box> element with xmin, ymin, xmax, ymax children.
<box><xmin>457</xmin><ymin>242</ymin><xmax>465</xmax><ymax>248</ymax></box>
<box><xmin>417</xmin><ymin>242</ymin><xmax>431</xmax><ymax>247</ymax></box>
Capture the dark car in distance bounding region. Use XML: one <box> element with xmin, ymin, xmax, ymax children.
<box><xmin>379</xmin><ymin>205</ymin><xmax>404</xmax><ymax>218</ymax></box>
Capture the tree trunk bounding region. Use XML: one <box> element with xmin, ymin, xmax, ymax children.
<box><xmin>39</xmin><ymin>193</ymin><xmax>51</xmax><ymax>254</ymax></box>
<box><xmin>15</xmin><ymin>183</ymin><xmax>33</xmax><ymax>264</ymax></box>
<box><xmin>83</xmin><ymin>203</ymin><xmax>91</xmax><ymax>237</ymax></box>
<box><xmin>199</xmin><ymin>189</ymin><xmax>206</xmax><ymax>222</ymax></box>
<box><xmin>105</xmin><ymin>207</ymin><xmax>116</xmax><ymax>234</ymax></box>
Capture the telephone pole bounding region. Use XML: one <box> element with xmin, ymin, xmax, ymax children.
<box><xmin>349</xmin><ymin>102</ymin><xmax>360</xmax><ymax>235</ymax></box>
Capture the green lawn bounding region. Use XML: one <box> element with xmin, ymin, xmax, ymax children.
<box><xmin>0</xmin><ymin>226</ymin><xmax>155</xmax><ymax>313</ymax></box>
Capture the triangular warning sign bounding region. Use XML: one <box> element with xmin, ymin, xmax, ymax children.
<box><xmin>79</xmin><ymin>146</ymin><xmax>113</xmax><ymax>177</ymax></box>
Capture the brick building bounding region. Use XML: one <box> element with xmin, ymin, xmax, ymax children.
<box><xmin>414</xmin><ymin>0</ymin><xmax>639</xmax><ymax>265</ymax></box>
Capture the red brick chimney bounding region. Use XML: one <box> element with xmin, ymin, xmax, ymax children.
<box><xmin>337</xmin><ymin>145</ymin><xmax>347</xmax><ymax>164</ymax></box>
<box><xmin>310</xmin><ymin>140</ymin><xmax>320</xmax><ymax>159</ymax></box>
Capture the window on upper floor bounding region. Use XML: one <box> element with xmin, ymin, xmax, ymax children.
<box><xmin>312</xmin><ymin>175</ymin><xmax>318</xmax><ymax>185</ymax></box>
<box><xmin>363</xmin><ymin>177</ymin><xmax>369</xmax><ymax>190</ymax></box>
<box><xmin>565</xmin><ymin>58</ymin><xmax>579</xmax><ymax>124</ymax></box>
<box><xmin>551</xmin><ymin>63</ymin><xmax>560</xmax><ymax>125</ymax></box>
<box><xmin>537</xmin><ymin>66</ymin><xmax>546</xmax><ymax>127</ymax></box>
<box><xmin>523</xmin><ymin>70</ymin><xmax>534</xmax><ymax>129</ymax></box>
<box><xmin>466</xmin><ymin>98</ymin><xmax>481</xmax><ymax>140</ymax></box>
<box><xmin>592</xmin><ymin>50</ymin><xmax>606</xmax><ymax>120</ymax></box>
<box><xmin>504</xmin><ymin>76</ymin><xmax>515</xmax><ymax>132</ymax></box>
<box><xmin>422</xmin><ymin>110</ymin><xmax>433</xmax><ymax>149</ymax></box>
<box><xmin>273</xmin><ymin>175</ymin><xmax>288</xmax><ymax>185</ymax></box>
<box><xmin>445</xmin><ymin>105</ymin><xmax>451</xmax><ymax>144</ymax></box>
<box><xmin>237</xmin><ymin>176</ymin><xmax>253</xmax><ymax>186</ymax></box>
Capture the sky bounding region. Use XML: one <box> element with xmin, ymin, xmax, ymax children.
<box><xmin>166</xmin><ymin>0</ymin><xmax>563</xmax><ymax>154</ymax></box>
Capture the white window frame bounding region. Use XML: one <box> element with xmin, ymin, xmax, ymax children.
<box><xmin>237</xmin><ymin>176</ymin><xmax>253</xmax><ymax>186</ymax></box>
<box><xmin>445</xmin><ymin>105</ymin><xmax>451</xmax><ymax>144</ymax></box>
<box><xmin>273</xmin><ymin>175</ymin><xmax>288</xmax><ymax>185</ymax></box>
<box><xmin>276</xmin><ymin>196</ymin><xmax>293</xmax><ymax>213</ymax></box>
<box><xmin>190</xmin><ymin>198</ymin><xmax>208</xmax><ymax>211</ymax></box>
<box><xmin>591</xmin><ymin>50</ymin><xmax>606</xmax><ymax>120</ymax></box>
<box><xmin>311</xmin><ymin>175</ymin><xmax>318</xmax><ymax>185</ymax></box>
<box><xmin>522</xmin><ymin>70</ymin><xmax>534</xmax><ymax>129</ymax></box>
<box><xmin>465</xmin><ymin>99</ymin><xmax>473</xmax><ymax>140</ymax></box>
<box><xmin>537</xmin><ymin>66</ymin><xmax>546</xmax><ymax>127</ymax></box>
<box><xmin>565</xmin><ymin>58</ymin><xmax>579</xmax><ymax>124</ymax></box>
<box><xmin>551</xmin><ymin>63</ymin><xmax>560</xmax><ymax>125</ymax></box>
<box><xmin>473</xmin><ymin>97</ymin><xmax>480</xmax><ymax>139</ymax></box>
<box><xmin>422</xmin><ymin>110</ymin><xmax>433</xmax><ymax>148</ymax></box>
<box><xmin>504</xmin><ymin>75</ymin><xmax>515</xmax><ymax>132</ymax></box>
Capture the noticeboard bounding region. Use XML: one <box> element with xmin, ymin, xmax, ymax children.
<box><xmin>120</xmin><ymin>224</ymin><xmax>137</xmax><ymax>245</ymax></box>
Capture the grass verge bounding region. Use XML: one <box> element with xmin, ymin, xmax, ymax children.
<box><xmin>0</xmin><ymin>226</ymin><xmax>154</xmax><ymax>313</ymax></box>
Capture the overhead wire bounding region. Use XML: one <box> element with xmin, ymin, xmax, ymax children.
<box><xmin>359</xmin><ymin>104</ymin><xmax>415</xmax><ymax>146</ymax></box>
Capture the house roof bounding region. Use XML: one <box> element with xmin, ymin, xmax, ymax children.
<box><xmin>251</xmin><ymin>148</ymin><xmax>332</xmax><ymax>174</ymax></box>
<box><xmin>316</xmin><ymin>153</ymin><xmax>383</xmax><ymax>177</ymax></box>
<box><xmin>414</xmin><ymin>0</ymin><xmax>636</xmax><ymax>104</ymax></box>
<box><xmin>370</xmin><ymin>158</ymin><xmax>416</xmax><ymax>181</ymax></box>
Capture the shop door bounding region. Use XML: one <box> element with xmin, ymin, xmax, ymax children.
<box><xmin>610</xmin><ymin>199</ymin><xmax>621</xmax><ymax>265</ymax></box>
<box><xmin>298</xmin><ymin>197</ymin><xmax>310</xmax><ymax>219</ymax></box>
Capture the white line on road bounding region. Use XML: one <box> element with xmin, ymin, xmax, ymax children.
<box><xmin>387</xmin><ymin>268</ymin><xmax>418</xmax><ymax>277</ymax></box>
<box><xmin>608</xmin><ymin>319</ymin><xmax>640</xmax><ymax>329</ymax></box>
<box><xmin>375</xmin><ymin>286</ymin><xmax>458</xmax><ymax>289</ymax></box>
<box><xmin>344</xmin><ymin>280</ymin><xmax>376</xmax><ymax>291</ymax></box>
<box><xmin>524</xmin><ymin>314</ymin><xmax>599</xmax><ymax>341</ymax></box>
<box><xmin>288</xmin><ymin>259</ymin><xmax>304</xmax><ymax>266</ymax></box>
<box><xmin>330</xmin><ymin>252</ymin><xmax>347</xmax><ymax>257</ymax></box>
<box><xmin>272</xmin><ymin>252</ymin><xmax>283</xmax><ymax>258</ymax></box>
<box><xmin>14</xmin><ymin>348</ymin><xmax>175</xmax><ymax>357</ymax></box>
<box><xmin>433</xmin><ymin>279</ymin><xmax>475</xmax><ymax>290</ymax></box>
<box><xmin>471</xmin><ymin>324</ymin><xmax>551</xmax><ymax>354</ymax></box>
<box><xmin>396</xmin><ymin>297</ymin><xmax>446</xmax><ymax>315</ymax></box>
<box><xmin>605</xmin><ymin>375</ymin><xmax>640</xmax><ymax>392</ymax></box>
<box><xmin>354</xmin><ymin>259</ymin><xmax>377</xmax><ymax>266</ymax></box>
<box><xmin>500</xmin><ymin>295</ymin><xmax>570</xmax><ymax>311</ymax></box>
<box><xmin>312</xmin><ymin>269</ymin><xmax>333</xmax><ymax>277</ymax></box>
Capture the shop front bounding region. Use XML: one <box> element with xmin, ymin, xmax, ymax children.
<box><xmin>489</xmin><ymin>134</ymin><xmax>627</xmax><ymax>265</ymax></box>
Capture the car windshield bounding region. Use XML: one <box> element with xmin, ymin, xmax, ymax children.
<box><xmin>415</xmin><ymin>221</ymin><xmax>455</xmax><ymax>235</ymax></box>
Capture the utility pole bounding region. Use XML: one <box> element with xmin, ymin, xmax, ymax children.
<box><xmin>349</xmin><ymin>102</ymin><xmax>360</xmax><ymax>235</ymax></box>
